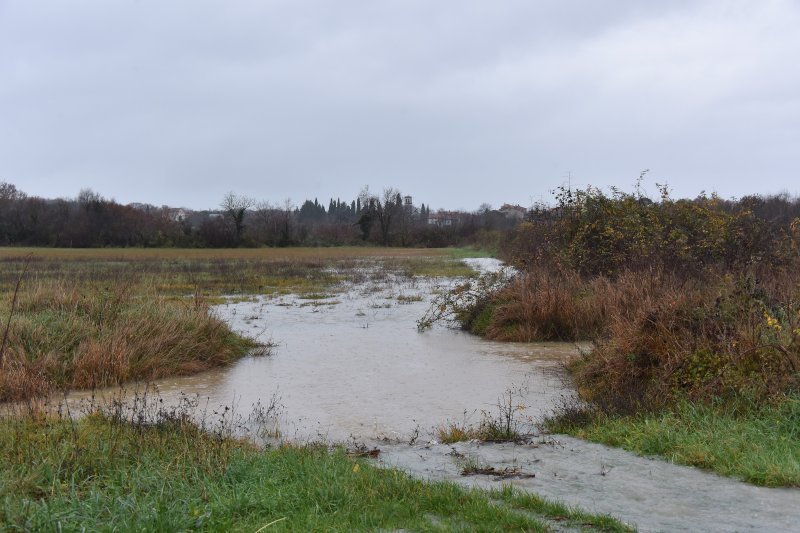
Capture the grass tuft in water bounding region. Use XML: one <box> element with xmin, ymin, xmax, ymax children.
<box><xmin>437</xmin><ymin>388</ymin><xmax>532</xmax><ymax>444</ymax></box>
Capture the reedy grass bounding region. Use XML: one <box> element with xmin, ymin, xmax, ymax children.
<box><xmin>546</xmin><ymin>395</ymin><xmax>800</xmax><ymax>487</ymax></box>
<box><xmin>437</xmin><ymin>389</ymin><xmax>532</xmax><ymax>444</ymax></box>
<box><xmin>0</xmin><ymin>280</ymin><xmax>257</xmax><ymax>401</ymax></box>
<box><xmin>0</xmin><ymin>409</ymin><xmax>631</xmax><ymax>532</ymax></box>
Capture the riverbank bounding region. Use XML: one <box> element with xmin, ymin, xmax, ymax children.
<box><xmin>443</xmin><ymin>267</ymin><xmax>800</xmax><ymax>488</ymax></box>
<box><xmin>546</xmin><ymin>395</ymin><xmax>800</xmax><ymax>487</ymax></box>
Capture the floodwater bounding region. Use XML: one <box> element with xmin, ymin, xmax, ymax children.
<box><xmin>59</xmin><ymin>258</ymin><xmax>576</xmax><ymax>442</ymax></box>
<box><xmin>52</xmin><ymin>257</ymin><xmax>800</xmax><ymax>531</ymax></box>
<box><xmin>378</xmin><ymin>437</ymin><xmax>800</xmax><ymax>532</ymax></box>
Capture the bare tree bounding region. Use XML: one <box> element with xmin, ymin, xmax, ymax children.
<box><xmin>278</xmin><ymin>198</ymin><xmax>294</xmax><ymax>246</ymax></box>
<box><xmin>0</xmin><ymin>182</ymin><xmax>25</xmax><ymax>202</ymax></box>
<box><xmin>252</xmin><ymin>198</ymin><xmax>294</xmax><ymax>246</ymax></box>
<box><xmin>220</xmin><ymin>192</ymin><xmax>254</xmax><ymax>245</ymax></box>
<box><xmin>358</xmin><ymin>186</ymin><xmax>402</xmax><ymax>246</ymax></box>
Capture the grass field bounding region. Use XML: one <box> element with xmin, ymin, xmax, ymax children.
<box><xmin>0</xmin><ymin>246</ymin><xmax>480</xmax><ymax>297</ymax></box>
<box><xmin>0</xmin><ymin>246</ymin><xmax>460</xmax><ymax>261</ymax></box>
<box><xmin>0</xmin><ymin>246</ymin><xmax>639</xmax><ymax>530</ymax></box>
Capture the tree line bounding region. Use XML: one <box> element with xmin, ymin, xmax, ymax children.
<box><xmin>0</xmin><ymin>182</ymin><xmax>521</xmax><ymax>248</ymax></box>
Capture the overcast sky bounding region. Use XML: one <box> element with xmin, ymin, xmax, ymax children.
<box><xmin>1</xmin><ymin>1</ymin><xmax>798</xmax><ymax>211</ymax></box>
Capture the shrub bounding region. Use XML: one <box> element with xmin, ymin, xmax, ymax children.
<box><xmin>451</xmin><ymin>185</ymin><xmax>800</xmax><ymax>413</ymax></box>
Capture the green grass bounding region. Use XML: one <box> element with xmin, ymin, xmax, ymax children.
<box><xmin>0</xmin><ymin>413</ymin><xmax>631</xmax><ymax>532</ymax></box>
<box><xmin>444</xmin><ymin>247</ymin><xmax>497</xmax><ymax>260</ymax></box>
<box><xmin>395</xmin><ymin>257</ymin><xmax>477</xmax><ymax>278</ymax></box>
<box><xmin>546</xmin><ymin>396</ymin><xmax>800</xmax><ymax>487</ymax></box>
<box><xmin>494</xmin><ymin>486</ymin><xmax>634</xmax><ymax>533</ymax></box>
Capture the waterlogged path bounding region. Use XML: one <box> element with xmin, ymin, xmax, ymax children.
<box><xmin>376</xmin><ymin>437</ymin><xmax>800</xmax><ymax>532</ymax></box>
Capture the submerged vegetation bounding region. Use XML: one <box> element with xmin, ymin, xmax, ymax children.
<box><xmin>437</xmin><ymin>388</ymin><xmax>532</xmax><ymax>444</ymax></box>
<box><xmin>429</xmin><ymin>184</ymin><xmax>800</xmax><ymax>485</ymax></box>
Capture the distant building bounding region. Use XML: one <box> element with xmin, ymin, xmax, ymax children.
<box><xmin>427</xmin><ymin>211</ymin><xmax>459</xmax><ymax>227</ymax></box>
<box><xmin>167</xmin><ymin>208</ymin><xmax>189</xmax><ymax>222</ymax></box>
<box><xmin>498</xmin><ymin>203</ymin><xmax>527</xmax><ymax>221</ymax></box>
<box><xmin>403</xmin><ymin>195</ymin><xmax>414</xmax><ymax>215</ymax></box>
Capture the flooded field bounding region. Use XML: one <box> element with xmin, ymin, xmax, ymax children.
<box><xmin>58</xmin><ymin>258</ymin><xmax>577</xmax><ymax>442</ymax></box>
<box><xmin>45</xmin><ymin>257</ymin><xmax>800</xmax><ymax>531</ymax></box>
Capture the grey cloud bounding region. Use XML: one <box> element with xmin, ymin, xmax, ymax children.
<box><xmin>1</xmin><ymin>0</ymin><xmax>798</xmax><ymax>211</ymax></box>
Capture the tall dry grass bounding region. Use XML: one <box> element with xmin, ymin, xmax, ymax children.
<box><xmin>469</xmin><ymin>265</ymin><xmax>800</xmax><ymax>413</ymax></box>
<box><xmin>0</xmin><ymin>281</ymin><xmax>256</xmax><ymax>401</ymax></box>
<box><xmin>576</xmin><ymin>270</ymin><xmax>799</xmax><ymax>413</ymax></box>
<box><xmin>471</xmin><ymin>267</ymin><xmax>686</xmax><ymax>342</ymax></box>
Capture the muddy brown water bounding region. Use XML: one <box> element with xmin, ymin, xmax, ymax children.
<box><xmin>59</xmin><ymin>258</ymin><xmax>576</xmax><ymax>442</ymax></box>
<box><xmin>49</xmin><ymin>258</ymin><xmax>800</xmax><ymax>532</ymax></box>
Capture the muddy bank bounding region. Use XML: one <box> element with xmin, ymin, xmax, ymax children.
<box><xmin>373</xmin><ymin>435</ymin><xmax>800</xmax><ymax>532</ymax></box>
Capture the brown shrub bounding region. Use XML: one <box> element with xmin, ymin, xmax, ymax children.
<box><xmin>469</xmin><ymin>264</ymin><xmax>800</xmax><ymax>413</ymax></box>
<box><xmin>479</xmin><ymin>267</ymin><xmax>687</xmax><ymax>343</ymax></box>
<box><xmin>482</xmin><ymin>268</ymin><xmax>603</xmax><ymax>341</ymax></box>
<box><xmin>571</xmin><ymin>271</ymin><xmax>800</xmax><ymax>413</ymax></box>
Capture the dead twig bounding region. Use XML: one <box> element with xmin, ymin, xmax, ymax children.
<box><xmin>461</xmin><ymin>465</ymin><xmax>536</xmax><ymax>480</ymax></box>
<box><xmin>347</xmin><ymin>446</ymin><xmax>381</xmax><ymax>458</ymax></box>
<box><xmin>0</xmin><ymin>253</ymin><xmax>32</xmax><ymax>368</ymax></box>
